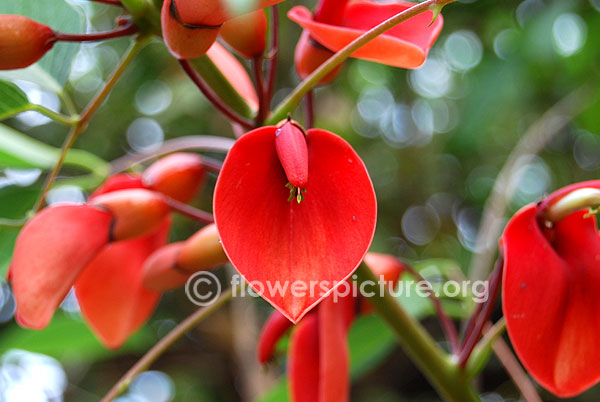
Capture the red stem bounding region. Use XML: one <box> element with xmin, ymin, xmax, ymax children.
<box><xmin>53</xmin><ymin>23</ymin><xmax>137</xmax><ymax>42</ymax></box>
<box><xmin>178</xmin><ymin>59</ymin><xmax>254</xmax><ymax>130</ymax></box>
<box><xmin>253</xmin><ymin>56</ymin><xmax>266</xmax><ymax>125</ymax></box>
<box><xmin>264</xmin><ymin>5</ymin><xmax>279</xmax><ymax>116</ymax></box>
<box><xmin>201</xmin><ymin>157</ymin><xmax>222</xmax><ymax>174</ymax></box>
<box><xmin>403</xmin><ymin>263</ymin><xmax>460</xmax><ymax>354</ymax></box>
<box><xmin>165</xmin><ymin>197</ymin><xmax>214</xmax><ymax>224</ymax></box>
<box><xmin>458</xmin><ymin>256</ymin><xmax>503</xmax><ymax>367</ymax></box>
<box><xmin>90</xmin><ymin>0</ymin><xmax>123</xmax><ymax>6</ymax></box>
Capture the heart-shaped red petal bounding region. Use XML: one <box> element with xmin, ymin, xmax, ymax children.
<box><xmin>214</xmin><ymin>126</ymin><xmax>376</xmax><ymax>322</ymax></box>
<box><xmin>502</xmin><ymin>204</ymin><xmax>600</xmax><ymax>397</ymax></box>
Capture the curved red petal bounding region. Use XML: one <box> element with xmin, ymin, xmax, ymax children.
<box><xmin>318</xmin><ymin>296</ymin><xmax>352</xmax><ymax>402</ymax></box>
<box><xmin>502</xmin><ymin>205</ymin><xmax>600</xmax><ymax>397</ymax></box>
<box><xmin>214</xmin><ymin>127</ymin><xmax>376</xmax><ymax>322</ymax></box>
<box><xmin>288</xmin><ymin>1</ymin><xmax>443</xmax><ymax>69</ymax></box>
<box><xmin>75</xmin><ymin>219</ymin><xmax>170</xmax><ymax>348</ymax></box>
<box><xmin>142</xmin><ymin>153</ymin><xmax>206</xmax><ymax>203</ymax></box>
<box><xmin>11</xmin><ymin>205</ymin><xmax>112</xmax><ymax>329</ymax></box>
<box><xmin>257</xmin><ymin>310</ymin><xmax>294</xmax><ymax>364</ymax></box>
<box><xmin>288</xmin><ymin>314</ymin><xmax>320</xmax><ymax>402</ymax></box>
<box><xmin>207</xmin><ymin>42</ymin><xmax>259</xmax><ymax>111</ymax></box>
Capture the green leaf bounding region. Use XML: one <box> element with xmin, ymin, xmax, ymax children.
<box><xmin>0</xmin><ymin>0</ymin><xmax>85</xmax><ymax>85</ymax></box>
<box><xmin>0</xmin><ymin>313</ymin><xmax>155</xmax><ymax>362</ymax></box>
<box><xmin>0</xmin><ymin>226</ymin><xmax>20</xmax><ymax>278</ymax></box>
<box><xmin>0</xmin><ymin>124</ymin><xmax>109</xmax><ymax>176</ymax></box>
<box><xmin>0</xmin><ymin>80</ymin><xmax>31</xmax><ymax>120</ymax></box>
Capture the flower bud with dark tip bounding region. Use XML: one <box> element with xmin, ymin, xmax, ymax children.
<box><xmin>177</xmin><ymin>223</ymin><xmax>228</xmax><ymax>271</ymax></box>
<box><xmin>142</xmin><ymin>242</ymin><xmax>189</xmax><ymax>292</ymax></box>
<box><xmin>220</xmin><ymin>10</ymin><xmax>267</xmax><ymax>59</ymax></box>
<box><xmin>143</xmin><ymin>153</ymin><xmax>206</xmax><ymax>203</ymax></box>
<box><xmin>294</xmin><ymin>31</ymin><xmax>342</xmax><ymax>85</ymax></box>
<box><xmin>92</xmin><ymin>189</ymin><xmax>170</xmax><ymax>241</ymax></box>
<box><xmin>0</xmin><ymin>15</ymin><xmax>56</xmax><ymax>70</ymax></box>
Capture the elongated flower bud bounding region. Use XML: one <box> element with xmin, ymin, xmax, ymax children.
<box><xmin>294</xmin><ymin>31</ymin><xmax>341</xmax><ymax>85</ymax></box>
<box><xmin>220</xmin><ymin>10</ymin><xmax>267</xmax><ymax>58</ymax></box>
<box><xmin>143</xmin><ymin>153</ymin><xmax>206</xmax><ymax>203</ymax></box>
<box><xmin>0</xmin><ymin>15</ymin><xmax>56</xmax><ymax>70</ymax></box>
<box><xmin>92</xmin><ymin>189</ymin><xmax>170</xmax><ymax>241</ymax></box>
<box><xmin>161</xmin><ymin>0</ymin><xmax>221</xmax><ymax>59</ymax></box>
<box><xmin>177</xmin><ymin>224</ymin><xmax>228</xmax><ymax>271</ymax></box>
<box><xmin>275</xmin><ymin>121</ymin><xmax>308</xmax><ymax>202</ymax></box>
<box><xmin>142</xmin><ymin>242</ymin><xmax>189</xmax><ymax>292</ymax></box>
<box><xmin>257</xmin><ymin>310</ymin><xmax>294</xmax><ymax>363</ymax></box>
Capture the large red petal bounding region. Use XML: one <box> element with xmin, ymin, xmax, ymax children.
<box><xmin>214</xmin><ymin>127</ymin><xmax>376</xmax><ymax>322</ymax></box>
<box><xmin>74</xmin><ymin>219</ymin><xmax>170</xmax><ymax>349</ymax></box>
<box><xmin>288</xmin><ymin>314</ymin><xmax>320</xmax><ymax>402</ymax></box>
<box><xmin>318</xmin><ymin>296</ymin><xmax>353</xmax><ymax>402</ymax></box>
<box><xmin>288</xmin><ymin>1</ymin><xmax>443</xmax><ymax>69</ymax></box>
<box><xmin>11</xmin><ymin>205</ymin><xmax>112</xmax><ymax>329</ymax></box>
<box><xmin>502</xmin><ymin>205</ymin><xmax>600</xmax><ymax>397</ymax></box>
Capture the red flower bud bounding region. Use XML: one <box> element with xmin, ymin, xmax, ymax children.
<box><xmin>220</xmin><ymin>10</ymin><xmax>267</xmax><ymax>59</ymax></box>
<box><xmin>161</xmin><ymin>0</ymin><xmax>221</xmax><ymax>59</ymax></box>
<box><xmin>294</xmin><ymin>31</ymin><xmax>342</xmax><ymax>85</ymax></box>
<box><xmin>275</xmin><ymin>120</ymin><xmax>308</xmax><ymax>197</ymax></box>
<box><xmin>257</xmin><ymin>310</ymin><xmax>294</xmax><ymax>364</ymax></box>
<box><xmin>0</xmin><ymin>15</ymin><xmax>56</xmax><ymax>70</ymax></box>
<box><xmin>360</xmin><ymin>253</ymin><xmax>405</xmax><ymax>314</ymax></box>
<box><xmin>92</xmin><ymin>189</ymin><xmax>169</xmax><ymax>241</ymax></box>
<box><xmin>141</xmin><ymin>242</ymin><xmax>188</xmax><ymax>292</ymax></box>
<box><xmin>177</xmin><ymin>223</ymin><xmax>228</xmax><ymax>271</ymax></box>
<box><xmin>143</xmin><ymin>153</ymin><xmax>206</xmax><ymax>203</ymax></box>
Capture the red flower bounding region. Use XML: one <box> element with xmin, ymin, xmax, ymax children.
<box><xmin>213</xmin><ymin>122</ymin><xmax>377</xmax><ymax>322</ymax></box>
<box><xmin>501</xmin><ymin>180</ymin><xmax>600</xmax><ymax>397</ymax></box>
<box><xmin>257</xmin><ymin>253</ymin><xmax>403</xmax><ymax>402</ymax></box>
<box><xmin>161</xmin><ymin>0</ymin><xmax>283</xmax><ymax>59</ymax></box>
<box><xmin>288</xmin><ymin>0</ymin><xmax>444</xmax><ymax>69</ymax></box>
<box><xmin>10</xmin><ymin>154</ymin><xmax>206</xmax><ymax>348</ymax></box>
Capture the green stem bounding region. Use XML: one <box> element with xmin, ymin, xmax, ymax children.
<box><xmin>355</xmin><ymin>263</ymin><xmax>479</xmax><ymax>402</ymax></box>
<box><xmin>466</xmin><ymin>318</ymin><xmax>506</xmax><ymax>378</ymax></box>
<box><xmin>267</xmin><ymin>0</ymin><xmax>456</xmax><ymax>124</ymax></box>
<box><xmin>30</xmin><ymin>104</ymin><xmax>78</xmax><ymax>126</ymax></box>
<box><xmin>33</xmin><ymin>35</ymin><xmax>151</xmax><ymax>212</ymax></box>
<box><xmin>101</xmin><ymin>287</ymin><xmax>235</xmax><ymax>401</ymax></box>
<box><xmin>192</xmin><ymin>56</ymin><xmax>256</xmax><ymax>120</ymax></box>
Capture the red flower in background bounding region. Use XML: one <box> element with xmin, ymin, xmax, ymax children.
<box><xmin>161</xmin><ymin>0</ymin><xmax>283</xmax><ymax>59</ymax></box>
<box><xmin>10</xmin><ymin>153</ymin><xmax>206</xmax><ymax>348</ymax></box>
<box><xmin>213</xmin><ymin>122</ymin><xmax>377</xmax><ymax>323</ymax></box>
<box><xmin>501</xmin><ymin>180</ymin><xmax>600</xmax><ymax>397</ymax></box>
<box><xmin>257</xmin><ymin>254</ymin><xmax>403</xmax><ymax>402</ymax></box>
<box><xmin>289</xmin><ymin>0</ymin><xmax>443</xmax><ymax>69</ymax></box>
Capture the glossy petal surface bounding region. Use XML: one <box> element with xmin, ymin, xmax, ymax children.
<box><xmin>214</xmin><ymin>127</ymin><xmax>376</xmax><ymax>322</ymax></box>
<box><xmin>502</xmin><ymin>205</ymin><xmax>600</xmax><ymax>397</ymax></box>
<box><xmin>11</xmin><ymin>205</ymin><xmax>112</xmax><ymax>329</ymax></box>
<box><xmin>75</xmin><ymin>220</ymin><xmax>170</xmax><ymax>348</ymax></box>
<box><xmin>288</xmin><ymin>1</ymin><xmax>443</xmax><ymax>68</ymax></box>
